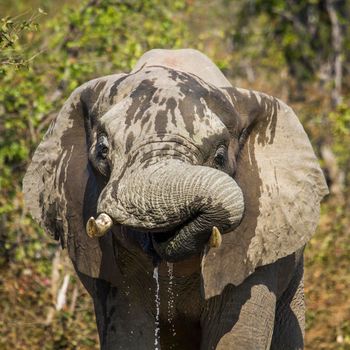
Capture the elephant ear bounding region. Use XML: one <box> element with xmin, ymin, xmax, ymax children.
<box><xmin>202</xmin><ymin>88</ymin><xmax>328</xmax><ymax>298</ymax></box>
<box><xmin>23</xmin><ymin>74</ymin><xmax>126</xmax><ymax>283</ymax></box>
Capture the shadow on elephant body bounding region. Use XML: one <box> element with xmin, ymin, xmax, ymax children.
<box><xmin>201</xmin><ymin>251</ymin><xmax>304</xmax><ymax>350</ymax></box>
<box><xmin>270</xmin><ymin>256</ymin><xmax>305</xmax><ymax>350</ymax></box>
<box><xmin>80</xmin><ymin>165</ymin><xmax>122</xmax><ymax>285</ymax></box>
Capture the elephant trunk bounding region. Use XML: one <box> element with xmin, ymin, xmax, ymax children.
<box><xmin>95</xmin><ymin>159</ymin><xmax>244</xmax><ymax>261</ymax></box>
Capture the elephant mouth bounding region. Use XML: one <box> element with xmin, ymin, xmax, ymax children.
<box><xmin>152</xmin><ymin>229</ymin><xmax>176</xmax><ymax>245</ymax></box>
<box><xmin>120</xmin><ymin>226</ymin><xmax>182</xmax><ymax>261</ymax></box>
<box><xmin>88</xmin><ymin>211</ymin><xmax>229</xmax><ymax>262</ymax></box>
<box><xmin>130</xmin><ymin>224</ymin><xmax>202</xmax><ymax>262</ymax></box>
<box><xmin>149</xmin><ymin>220</ymin><xmax>222</xmax><ymax>262</ymax></box>
<box><xmin>125</xmin><ymin>221</ymin><xmax>225</xmax><ymax>263</ymax></box>
<box><xmin>151</xmin><ymin>227</ymin><xmax>185</xmax><ymax>259</ymax></box>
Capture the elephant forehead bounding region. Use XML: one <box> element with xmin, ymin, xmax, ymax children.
<box><xmin>102</xmin><ymin>68</ymin><xmax>228</xmax><ymax>150</ymax></box>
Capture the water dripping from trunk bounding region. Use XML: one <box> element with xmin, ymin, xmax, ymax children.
<box><xmin>153</xmin><ymin>266</ymin><xmax>161</xmax><ymax>350</ymax></box>
<box><xmin>167</xmin><ymin>262</ymin><xmax>176</xmax><ymax>338</ymax></box>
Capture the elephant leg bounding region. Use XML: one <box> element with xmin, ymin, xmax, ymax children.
<box><xmin>270</xmin><ymin>257</ymin><xmax>304</xmax><ymax>350</ymax></box>
<box><xmin>201</xmin><ymin>263</ymin><xmax>278</xmax><ymax>350</ymax></box>
<box><xmin>77</xmin><ymin>271</ymin><xmax>156</xmax><ymax>350</ymax></box>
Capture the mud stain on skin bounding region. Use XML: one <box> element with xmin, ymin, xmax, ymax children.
<box><xmin>153</xmin><ymin>95</ymin><xmax>159</xmax><ymax>104</ymax></box>
<box><xmin>81</xmin><ymin>80</ymin><xmax>108</xmax><ymax>105</ymax></box>
<box><xmin>154</xmin><ymin>97</ymin><xmax>178</xmax><ymax>136</ymax></box>
<box><xmin>155</xmin><ymin>109</ymin><xmax>168</xmax><ymax>136</ymax></box>
<box><xmin>109</xmin><ymin>75</ymin><xmax>129</xmax><ymax>99</ymax></box>
<box><xmin>256</xmin><ymin>95</ymin><xmax>278</xmax><ymax>146</ymax></box>
<box><xmin>113</xmin><ymin>66</ymin><xmax>239</xmax><ymax>150</ymax></box>
<box><xmin>205</xmin><ymin>90</ymin><xmax>241</xmax><ymax>138</ymax></box>
<box><xmin>168</xmin><ymin>70</ymin><xmax>206</xmax><ymax>138</ymax></box>
<box><xmin>125</xmin><ymin>79</ymin><xmax>158</xmax><ymax>130</ymax></box>
<box><xmin>224</xmin><ymin>87</ymin><xmax>278</xmax><ymax>146</ymax></box>
<box><xmin>162</xmin><ymin>68</ymin><xmax>239</xmax><ymax>141</ymax></box>
<box><xmin>125</xmin><ymin>131</ymin><xmax>135</xmax><ymax>154</ymax></box>
<box><xmin>167</xmin><ymin>97</ymin><xmax>177</xmax><ymax>127</ymax></box>
<box><xmin>80</xmin><ymin>81</ymin><xmax>108</xmax><ymax>145</ymax></box>
<box><xmin>141</xmin><ymin>111</ymin><xmax>152</xmax><ymax>130</ymax></box>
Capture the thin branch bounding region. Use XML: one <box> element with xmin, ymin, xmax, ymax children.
<box><xmin>326</xmin><ymin>0</ymin><xmax>343</xmax><ymax>107</ymax></box>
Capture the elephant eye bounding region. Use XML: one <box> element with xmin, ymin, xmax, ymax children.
<box><xmin>97</xmin><ymin>135</ymin><xmax>109</xmax><ymax>160</ymax></box>
<box><xmin>214</xmin><ymin>145</ymin><xmax>227</xmax><ymax>168</ymax></box>
<box><xmin>88</xmin><ymin>133</ymin><xmax>111</xmax><ymax>178</ymax></box>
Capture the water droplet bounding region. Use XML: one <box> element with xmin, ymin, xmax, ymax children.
<box><xmin>153</xmin><ymin>266</ymin><xmax>161</xmax><ymax>349</ymax></box>
<box><xmin>167</xmin><ymin>263</ymin><xmax>176</xmax><ymax>339</ymax></box>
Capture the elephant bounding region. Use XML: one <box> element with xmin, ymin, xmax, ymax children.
<box><xmin>23</xmin><ymin>49</ymin><xmax>328</xmax><ymax>350</ymax></box>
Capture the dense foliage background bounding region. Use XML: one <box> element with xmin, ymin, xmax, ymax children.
<box><xmin>0</xmin><ymin>0</ymin><xmax>349</xmax><ymax>349</ymax></box>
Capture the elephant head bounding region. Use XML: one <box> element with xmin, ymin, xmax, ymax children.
<box><xmin>23</xmin><ymin>49</ymin><xmax>328</xmax><ymax>297</ymax></box>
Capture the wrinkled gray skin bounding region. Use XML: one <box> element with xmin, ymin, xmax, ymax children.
<box><xmin>23</xmin><ymin>49</ymin><xmax>328</xmax><ymax>349</ymax></box>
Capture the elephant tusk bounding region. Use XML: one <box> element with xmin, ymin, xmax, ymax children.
<box><xmin>86</xmin><ymin>213</ymin><xmax>113</xmax><ymax>238</ymax></box>
<box><xmin>209</xmin><ymin>226</ymin><xmax>222</xmax><ymax>248</ymax></box>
